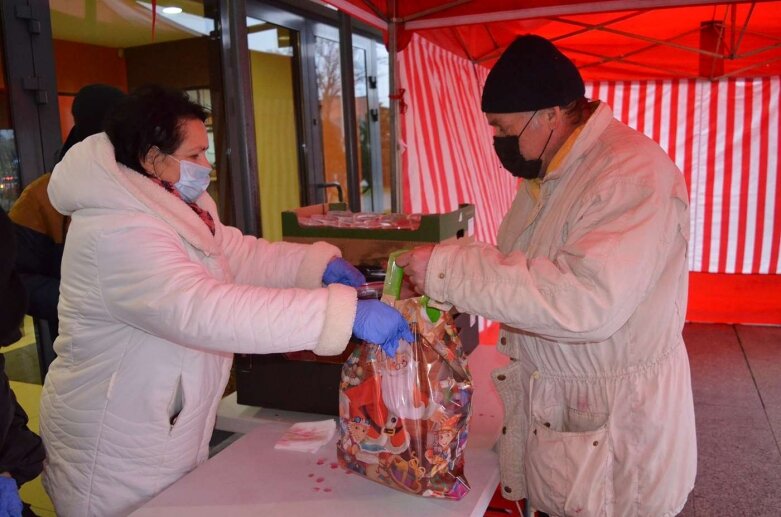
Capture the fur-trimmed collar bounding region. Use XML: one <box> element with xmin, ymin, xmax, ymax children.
<box><xmin>118</xmin><ymin>167</ymin><xmax>219</xmax><ymax>255</ymax></box>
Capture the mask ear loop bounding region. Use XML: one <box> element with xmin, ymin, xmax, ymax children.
<box><xmin>537</xmin><ymin>129</ymin><xmax>553</xmax><ymax>161</ymax></box>
<box><xmin>515</xmin><ymin>110</ymin><xmax>538</xmax><ymax>146</ymax></box>
<box><xmin>531</xmin><ymin>129</ymin><xmax>555</xmax><ymax>180</ymax></box>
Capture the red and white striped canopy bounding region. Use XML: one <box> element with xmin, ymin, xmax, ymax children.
<box><xmin>327</xmin><ymin>0</ymin><xmax>781</xmax><ymax>80</ymax></box>
<box><xmin>397</xmin><ymin>34</ymin><xmax>780</xmax><ymax>323</ymax></box>
<box><xmin>399</xmin><ymin>36</ymin><xmax>780</xmax><ymax>276</ymax></box>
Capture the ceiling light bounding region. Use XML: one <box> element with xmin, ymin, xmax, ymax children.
<box><xmin>161</xmin><ymin>6</ymin><xmax>183</xmax><ymax>14</ymax></box>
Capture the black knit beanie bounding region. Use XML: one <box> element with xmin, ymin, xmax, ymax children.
<box><xmin>481</xmin><ymin>35</ymin><xmax>585</xmax><ymax>113</ymax></box>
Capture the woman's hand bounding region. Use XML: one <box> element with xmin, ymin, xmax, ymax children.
<box><xmin>352</xmin><ymin>300</ymin><xmax>414</xmax><ymax>357</ymax></box>
<box><xmin>323</xmin><ymin>257</ymin><xmax>366</xmax><ymax>288</ymax></box>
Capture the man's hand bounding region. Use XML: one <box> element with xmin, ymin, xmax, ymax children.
<box><xmin>395</xmin><ymin>245</ymin><xmax>434</xmax><ymax>295</ymax></box>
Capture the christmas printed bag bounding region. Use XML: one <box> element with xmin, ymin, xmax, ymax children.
<box><xmin>337</xmin><ymin>257</ymin><xmax>473</xmax><ymax>499</ymax></box>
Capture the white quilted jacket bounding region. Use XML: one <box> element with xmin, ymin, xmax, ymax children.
<box><xmin>40</xmin><ymin>133</ymin><xmax>356</xmax><ymax>516</ymax></box>
<box><xmin>425</xmin><ymin>103</ymin><xmax>696</xmax><ymax>516</ymax></box>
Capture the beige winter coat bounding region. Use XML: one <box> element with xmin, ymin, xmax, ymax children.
<box><xmin>425</xmin><ymin>102</ymin><xmax>696</xmax><ymax>516</ymax></box>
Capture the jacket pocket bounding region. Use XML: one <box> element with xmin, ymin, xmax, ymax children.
<box><xmin>167</xmin><ymin>375</ymin><xmax>186</xmax><ymax>433</ymax></box>
<box><xmin>526</xmin><ymin>404</ymin><xmax>611</xmax><ymax>517</ymax></box>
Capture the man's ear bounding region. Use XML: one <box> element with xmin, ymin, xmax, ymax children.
<box><xmin>141</xmin><ymin>146</ymin><xmax>161</xmax><ymax>177</ymax></box>
<box><xmin>545</xmin><ymin>107</ymin><xmax>562</xmax><ymax>129</ymax></box>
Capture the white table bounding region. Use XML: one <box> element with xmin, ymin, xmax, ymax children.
<box><xmin>132</xmin><ymin>345</ymin><xmax>509</xmax><ymax>517</ymax></box>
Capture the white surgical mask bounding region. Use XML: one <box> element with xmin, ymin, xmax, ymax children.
<box><xmin>171</xmin><ymin>156</ymin><xmax>212</xmax><ymax>203</ymax></box>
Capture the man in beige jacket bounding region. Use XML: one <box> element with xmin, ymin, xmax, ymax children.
<box><xmin>398</xmin><ymin>35</ymin><xmax>696</xmax><ymax>516</ymax></box>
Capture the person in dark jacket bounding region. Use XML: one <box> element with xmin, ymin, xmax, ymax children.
<box><xmin>0</xmin><ymin>206</ymin><xmax>46</xmax><ymax>517</ymax></box>
<box><xmin>9</xmin><ymin>84</ymin><xmax>125</xmax><ymax>375</ymax></box>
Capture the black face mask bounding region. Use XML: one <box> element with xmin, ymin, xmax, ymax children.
<box><xmin>493</xmin><ymin>111</ymin><xmax>553</xmax><ymax>179</ymax></box>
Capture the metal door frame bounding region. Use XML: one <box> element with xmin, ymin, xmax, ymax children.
<box><xmin>0</xmin><ymin>0</ymin><xmax>60</xmax><ymax>189</ymax></box>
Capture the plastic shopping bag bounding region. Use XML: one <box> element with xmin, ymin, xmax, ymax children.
<box><xmin>337</xmin><ymin>254</ymin><xmax>473</xmax><ymax>499</ymax></box>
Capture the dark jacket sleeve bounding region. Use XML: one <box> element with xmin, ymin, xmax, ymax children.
<box><xmin>0</xmin><ymin>356</ymin><xmax>44</xmax><ymax>485</ymax></box>
<box><xmin>12</xmin><ymin>224</ymin><xmax>62</xmax><ymax>322</ymax></box>
<box><xmin>0</xmin><ymin>209</ymin><xmax>45</xmax><ymax>485</ymax></box>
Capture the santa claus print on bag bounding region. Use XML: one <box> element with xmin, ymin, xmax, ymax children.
<box><xmin>337</xmin><ymin>296</ymin><xmax>473</xmax><ymax>499</ymax></box>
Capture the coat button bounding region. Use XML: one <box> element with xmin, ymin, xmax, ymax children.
<box><xmin>500</xmin><ymin>337</ymin><xmax>507</xmax><ymax>345</ymax></box>
<box><xmin>438</xmin><ymin>272</ymin><xmax>445</xmax><ymax>279</ymax></box>
<box><xmin>503</xmin><ymin>486</ymin><xmax>512</xmax><ymax>493</ymax></box>
<box><xmin>593</xmin><ymin>440</ymin><xmax>599</xmax><ymax>447</ymax></box>
<box><xmin>502</xmin><ymin>426</ymin><xmax>506</xmax><ymax>434</ymax></box>
<box><xmin>496</xmin><ymin>374</ymin><xmax>506</xmax><ymax>381</ymax></box>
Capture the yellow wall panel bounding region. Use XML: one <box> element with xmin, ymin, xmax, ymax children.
<box><xmin>250</xmin><ymin>52</ymin><xmax>300</xmax><ymax>242</ymax></box>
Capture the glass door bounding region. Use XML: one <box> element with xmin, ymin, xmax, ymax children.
<box><xmin>314</xmin><ymin>29</ymin><xmax>348</xmax><ymax>206</ymax></box>
<box><xmin>244</xmin><ymin>3</ymin><xmax>313</xmax><ymax>242</ymax></box>
<box><xmin>243</xmin><ymin>1</ymin><xmax>390</xmax><ymax>237</ymax></box>
<box><xmin>313</xmin><ymin>25</ymin><xmax>386</xmax><ymax>213</ymax></box>
<box><xmin>352</xmin><ymin>34</ymin><xmax>385</xmax><ymax>212</ymax></box>
<box><xmin>247</xmin><ymin>16</ymin><xmax>304</xmax><ymax>241</ymax></box>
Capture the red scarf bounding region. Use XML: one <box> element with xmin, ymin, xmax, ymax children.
<box><xmin>151</xmin><ymin>178</ymin><xmax>215</xmax><ymax>236</ymax></box>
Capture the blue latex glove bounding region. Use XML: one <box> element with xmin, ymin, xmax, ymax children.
<box><xmin>0</xmin><ymin>477</ymin><xmax>22</xmax><ymax>517</ymax></box>
<box><xmin>352</xmin><ymin>299</ymin><xmax>415</xmax><ymax>357</ymax></box>
<box><xmin>323</xmin><ymin>257</ymin><xmax>366</xmax><ymax>288</ymax></box>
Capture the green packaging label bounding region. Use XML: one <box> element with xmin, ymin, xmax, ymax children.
<box><xmin>381</xmin><ymin>249</ymin><xmax>408</xmax><ymax>306</ymax></box>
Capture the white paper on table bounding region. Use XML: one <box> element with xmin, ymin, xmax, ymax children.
<box><xmin>273</xmin><ymin>419</ymin><xmax>336</xmax><ymax>453</ymax></box>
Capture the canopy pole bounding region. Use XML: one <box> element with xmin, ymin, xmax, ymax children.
<box><xmin>389</xmin><ymin>1</ymin><xmax>402</xmax><ymax>213</ymax></box>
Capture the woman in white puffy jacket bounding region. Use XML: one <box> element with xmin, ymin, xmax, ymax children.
<box><xmin>39</xmin><ymin>85</ymin><xmax>413</xmax><ymax>517</ymax></box>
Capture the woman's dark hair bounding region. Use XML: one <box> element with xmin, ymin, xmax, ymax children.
<box><xmin>105</xmin><ymin>84</ymin><xmax>208</xmax><ymax>175</ymax></box>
